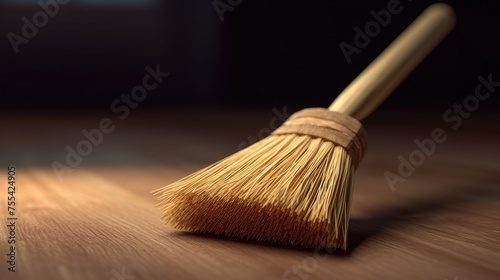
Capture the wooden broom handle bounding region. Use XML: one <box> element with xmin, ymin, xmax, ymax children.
<box><xmin>329</xmin><ymin>3</ymin><xmax>456</xmax><ymax>121</ymax></box>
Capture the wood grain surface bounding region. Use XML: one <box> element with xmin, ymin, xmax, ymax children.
<box><xmin>0</xmin><ymin>109</ymin><xmax>499</xmax><ymax>280</ymax></box>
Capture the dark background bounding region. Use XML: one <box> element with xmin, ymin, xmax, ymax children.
<box><xmin>0</xmin><ymin>0</ymin><xmax>499</xmax><ymax>115</ymax></box>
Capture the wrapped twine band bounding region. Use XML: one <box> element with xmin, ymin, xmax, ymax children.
<box><xmin>271</xmin><ymin>108</ymin><xmax>368</xmax><ymax>168</ymax></box>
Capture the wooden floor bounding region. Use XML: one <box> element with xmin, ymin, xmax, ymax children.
<box><xmin>1</xmin><ymin>109</ymin><xmax>499</xmax><ymax>280</ymax></box>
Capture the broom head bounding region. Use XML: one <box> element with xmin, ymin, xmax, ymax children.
<box><xmin>153</xmin><ymin>108</ymin><xmax>367</xmax><ymax>250</ymax></box>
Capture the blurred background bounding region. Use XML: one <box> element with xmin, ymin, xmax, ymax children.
<box><xmin>0</xmin><ymin>0</ymin><xmax>499</xmax><ymax>170</ymax></box>
<box><xmin>0</xmin><ymin>0</ymin><xmax>498</xmax><ymax>113</ymax></box>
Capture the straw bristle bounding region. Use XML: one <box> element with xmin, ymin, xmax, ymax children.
<box><xmin>153</xmin><ymin>134</ymin><xmax>355</xmax><ymax>249</ymax></box>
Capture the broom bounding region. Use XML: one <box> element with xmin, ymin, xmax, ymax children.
<box><xmin>153</xmin><ymin>3</ymin><xmax>456</xmax><ymax>250</ymax></box>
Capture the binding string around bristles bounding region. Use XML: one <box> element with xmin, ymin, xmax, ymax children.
<box><xmin>153</xmin><ymin>108</ymin><xmax>367</xmax><ymax>249</ymax></box>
